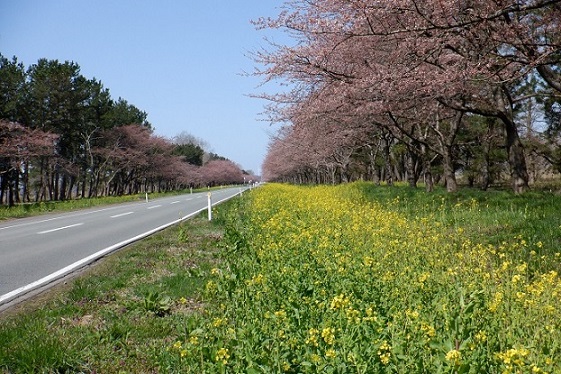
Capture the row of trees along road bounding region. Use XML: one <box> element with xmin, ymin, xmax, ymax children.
<box><xmin>0</xmin><ymin>55</ymin><xmax>254</xmax><ymax>206</ymax></box>
<box><xmin>254</xmin><ymin>0</ymin><xmax>561</xmax><ymax>193</ymax></box>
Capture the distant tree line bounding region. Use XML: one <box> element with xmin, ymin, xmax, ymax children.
<box><xmin>255</xmin><ymin>1</ymin><xmax>561</xmax><ymax>193</ymax></box>
<box><xmin>0</xmin><ymin>55</ymin><xmax>254</xmax><ymax>206</ymax></box>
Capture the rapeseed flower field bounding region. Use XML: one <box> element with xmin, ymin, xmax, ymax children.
<box><xmin>167</xmin><ymin>183</ymin><xmax>560</xmax><ymax>373</ymax></box>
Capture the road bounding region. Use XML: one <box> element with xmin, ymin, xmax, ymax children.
<box><xmin>0</xmin><ymin>187</ymin><xmax>246</xmax><ymax>307</ymax></box>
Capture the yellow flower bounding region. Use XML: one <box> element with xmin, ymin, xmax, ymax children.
<box><xmin>495</xmin><ymin>347</ymin><xmax>530</xmax><ymax>367</ymax></box>
<box><xmin>489</xmin><ymin>291</ymin><xmax>503</xmax><ymax>312</ymax></box>
<box><xmin>248</xmin><ymin>273</ymin><xmax>265</xmax><ymax>285</ymax></box>
<box><xmin>205</xmin><ymin>280</ymin><xmax>217</xmax><ymax>292</ymax></box>
<box><xmin>330</xmin><ymin>294</ymin><xmax>351</xmax><ymax>310</ymax></box>
<box><xmin>445</xmin><ymin>349</ymin><xmax>462</xmax><ymax>366</ymax></box>
<box><xmin>310</xmin><ymin>353</ymin><xmax>321</xmax><ymax>363</ymax></box>
<box><xmin>475</xmin><ymin>330</ymin><xmax>487</xmax><ymax>343</ymax></box>
<box><xmin>305</xmin><ymin>328</ymin><xmax>319</xmax><ymax>347</ymax></box>
<box><xmin>274</xmin><ymin>309</ymin><xmax>287</xmax><ymax>320</ymax></box>
<box><xmin>212</xmin><ymin>317</ymin><xmax>227</xmax><ymax>327</ymax></box>
<box><xmin>377</xmin><ymin>340</ymin><xmax>392</xmax><ymax>365</ymax></box>
<box><xmin>346</xmin><ymin>307</ymin><xmax>361</xmax><ymax>323</ymax></box>
<box><xmin>421</xmin><ymin>323</ymin><xmax>436</xmax><ymax>338</ymax></box>
<box><xmin>379</xmin><ymin>352</ymin><xmax>391</xmax><ymax>365</ymax></box>
<box><xmin>215</xmin><ymin>347</ymin><xmax>230</xmax><ymax>365</ymax></box>
<box><xmin>321</xmin><ymin>327</ymin><xmax>336</xmax><ymax>345</ymax></box>
<box><xmin>325</xmin><ymin>349</ymin><xmax>337</xmax><ymax>358</ymax></box>
<box><xmin>405</xmin><ymin>309</ymin><xmax>419</xmax><ymax>319</ymax></box>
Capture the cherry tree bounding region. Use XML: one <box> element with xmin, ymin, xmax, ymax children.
<box><xmin>1</xmin><ymin>55</ymin><xmax>237</xmax><ymax>201</ymax></box>
<box><xmin>254</xmin><ymin>0</ymin><xmax>561</xmax><ymax>192</ymax></box>
<box><xmin>0</xmin><ymin>120</ymin><xmax>57</xmax><ymax>205</ymax></box>
<box><xmin>201</xmin><ymin>159</ymin><xmax>245</xmax><ymax>186</ymax></box>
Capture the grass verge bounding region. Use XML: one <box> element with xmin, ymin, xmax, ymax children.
<box><xmin>2</xmin><ymin>183</ymin><xmax>560</xmax><ymax>372</ymax></box>
<box><xmin>0</xmin><ymin>203</ymin><xmax>230</xmax><ymax>373</ymax></box>
<box><xmin>202</xmin><ymin>183</ymin><xmax>561</xmax><ymax>372</ymax></box>
<box><xmin>0</xmin><ymin>187</ymin><xmax>225</xmax><ymax>221</ymax></box>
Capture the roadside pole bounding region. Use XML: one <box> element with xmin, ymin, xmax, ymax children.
<box><xmin>207</xmin><ymin>192</ymin><xmax>212</xmax><ymax>221</ymax></box>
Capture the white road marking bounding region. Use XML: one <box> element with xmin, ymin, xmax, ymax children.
<box><xmin>0</xmin><ymin>203</ymin><xmax>141</xmax><ymax>231</ymax></box>
<box><xmin>38</xmin><ymin>223</ymin><xmax>84</xmax><ymax>234</ymax></box>
<box><xmin>147</xmin><ymin>205</ymin><xmax>161</xmax><ymax>210</ymax></box>
<box><xmin>170</xmin><ymin>201</ymin><xmax>180</xmax><ymax>205</ymax></box>
<box><xmin>110</xmin><ymin>212</ymin><xmax>134</xmax><ymax>218</ymax></box>
<box><xmin>1</xmin><ymin>206</ymin><xmax>212</xmax><ymax>306</ymax></box>
<box><xmin>0</xmin><ymin>188</ymin><xmax>248</xmax><ymax>307</ymax></box>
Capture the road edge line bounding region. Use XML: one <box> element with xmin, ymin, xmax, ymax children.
<box><xmin>0</xmin><ymin>190</ymin><xmax>243</xmax><ymax>309</ymax></box>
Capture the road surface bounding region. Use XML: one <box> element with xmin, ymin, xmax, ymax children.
<box><xmin>0</xmin><ymin>187</ymin><xmax>246</xmax><ymax>307</ymax></box>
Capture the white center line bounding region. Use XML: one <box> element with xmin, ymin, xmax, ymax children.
<box><xmin>170</xmin><ymin>201</ymin><xmax>180</xmax><ymax>205</ymax></box>
<box><xmin>38</xmin><ymin>223</ymin><xmax>84</xmax><ymax>234</ymax></box>
<box><xmin>147</xmin><ymin>205</ymin><xmax>161</xmax><ymax>210</ymax></box>
<box><xmin>111</xmin><ymin>212</ymin><xmax>134</xmax><ymax>218</ymax></box>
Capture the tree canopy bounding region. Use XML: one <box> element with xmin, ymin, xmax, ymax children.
<box><xmin>254</xmin><ymin>0</ymin><xmax>561</xmax><ymax>193</ymax></box>
<box><xmin>0</xmin><ymin>55</ymin><xmax>247</xmax><ymax>205</ymax></box>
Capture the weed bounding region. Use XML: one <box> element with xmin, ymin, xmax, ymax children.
<box><xmin>0</xmin><ymin>210</ymin><xmax>226</xmax><ymax>372</ymax></box>
<box><xmin>143</xmin><ymin>291</ymin><xmax>172</xmax><ymax>316</ymax></box>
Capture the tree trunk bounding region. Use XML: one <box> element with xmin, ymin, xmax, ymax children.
<box><xmin>405</xmin><ymin>150</ymin><xmax>417</xmax><ymax>188</ymax></box>
<box><xmin>0</xmin><ymin>170</ymin><xmax>5</xmax><ymax>205</ymax></box>
<box><xmin>22</xmin><ymin>161</ymin><xmax>30</xmax><ymax>202</ymax></box>
<box><xmin>480</xmin><ymin>130</ymin><xmax>491</xmax><ymax>191</ymax></box>
<box><xmin>441</xmin><ymin>146</ymin><xmax>458</xmax><ymax>193</ymax></box>
<box><xmin>382</xmin><ymin>136</ymin><xmax>393</xmax><ymax>186</ymax></box>
<box><xmin>8</xmin><ymin>178</ymin><xmax>14</xmax><ymax>207</ymax></box>
<box><xmin>59</xmin><ymin>173</ymin><xmax>67</xmax><ymax>201</ymax></box>
<box><xmin>503</xmin><ymin>118</ymin><xmax>530</xmax><ymax>194</ymax></box>
<box><xmin>52</xmin><ymin>165</ymin><xmax>59</xmax><ymax>201</ymax></box>
<box><xmin>495</xmin><ymin>87</ymin><xmax>530</xmax><ymax>194</ymax></box>
<box><xmin>421</xmin><ymin>145</ymin><xmax>434</xmax><ymax>192</ymax></box>
<box><xmin>13</xmin><ymin>167</ymin><xmax>20</xmax><ymax>203</ymax></box>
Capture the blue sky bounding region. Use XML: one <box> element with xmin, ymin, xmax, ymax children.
<box><xmin>0</xmin><ymin>1</ymin><xmax>286</xmax><ymax>175</ymax></box>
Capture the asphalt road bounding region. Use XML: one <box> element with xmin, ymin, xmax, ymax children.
<box><xmin>0</xmin><ymin>187</ymin><xmax>246</xmax><ymax>307</ymax></box>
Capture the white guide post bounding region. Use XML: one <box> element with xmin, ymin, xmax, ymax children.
<box><xmin>207</xmin><ymin>192</ymin><xmax>212</xmax><ymax>221</ymax></box>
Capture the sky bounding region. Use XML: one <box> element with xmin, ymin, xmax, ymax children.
<box><xmin>0</xmin><ymin>1</ymin><xmax>287</xmax><ymax>175</ymax></box>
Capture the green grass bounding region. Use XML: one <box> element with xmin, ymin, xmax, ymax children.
<box><xmin>0</xmin><ymin>204</ymin><xmax>230</xmax><ymax>373</ymax></box>
<box><xmin>199</xmin><ymin>183</ymin><xmax>561</xmax><ymax>372</ymax></box>
<box><xmin>0</xmin><ymin>186</ymin><xmax>225</xmax><ymax>220</ymax></box>
<box><xmin>353</xmin><ymin>183</ymin><xmax>561</xmax><ymax>272</ymax></box>
<box><xmin>0</xmin><ymin>194</ymin><xmax>144</xmax><ymax>220</ymax></box>
<box><xmin>1</xmin><ymin>184</ymin><xmax>560</xmax><ymax>372</ymax></box>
